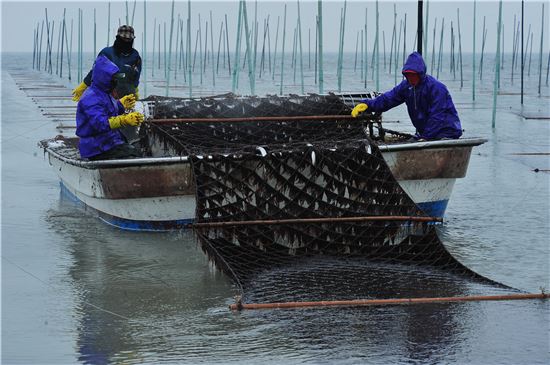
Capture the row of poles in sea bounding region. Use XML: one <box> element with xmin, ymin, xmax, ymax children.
<box><xmin>31</xmin><ymin>1</ymin><xmax>548</xmax><ymax>120</ymax></box>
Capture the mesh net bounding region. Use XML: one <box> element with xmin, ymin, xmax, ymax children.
<box><xmin>144</xmin><ymin>94</ymin><xmax>511</xmax><ymax>306</ymax></box>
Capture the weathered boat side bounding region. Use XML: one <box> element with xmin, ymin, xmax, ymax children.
<box><xmin>41</xmin><ymin>137</ymin><xmax>486</xmax><ymax>231</ymax></box>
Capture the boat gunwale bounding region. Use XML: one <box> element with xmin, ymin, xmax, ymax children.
<box><xmin>40</xmin><ymin>137</ymin><xmax>487</xmax><ymax>169</ymax></box>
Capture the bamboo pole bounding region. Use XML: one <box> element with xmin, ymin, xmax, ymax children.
<box><xmin>382</xmin><ymin>31</ymin><xmax>386</xmax><ymax>71</ymax></box>
<box><xmin>225</xmin><ymin>14</ymin><xmax>231</xmax><ymax>74</ymax></box>
<box><xmin>68</xmin><ymin>19</ymin><xmax>73</xmax><ymax>80</ymax></box>
<box><xmin>93</xmin><ymin>8</ymin><xmax>97</xmax><ymax>57</ymax></box>
<box><xmin>203</xmin><ymin>19</ymin><xmax>208</xmax><ymax>72</ymax></box>
<box><xmin>55</xmin><ymin>20</ymin><xmax>60</xmax><ymax>75</ymax></box>
<box><xmin>45</xmin><ymin>9</ymin><xmax>51</xmax><ymax>73</ymax></box>
<box><xmin>143</xmin><ymin>0</ymin><xmax>147</xmax><ymax>98</ymax></box>
<box><xmin>389</xmin><ymin>7</ymin><xmax>395</xmax><ymax>75</ymax></box>
<box><xmin>192</xmin><ymin>214</ymin><xmax>441</xmax><ymax>229</ymax></box>
<box><xmin>457</xmin><ymin>9</ymin><xmax>463</xmax><ymax>88</ymax></box>
<box><xmin>297</xmin><ymin>0</ymin><xmax>304</xmax><ymax>94</ymax></box>
<box><xmin>360</xmin><ymin>30</ymin><xmax>364</xmax><ymax>80</ymax></box>
<box><xmin>337</xmin><ymin>8</ymin><xmax>343</xmax><ymax>91</ymax></box>
<box><xmin>317</xmin><ymin>0</ymin><xmax>323</xmax><ymax>94</ymax></box>
<box><xmin>259</xmin><ymin>18</ymin><xmax>267</xmax><ymax>77</ymax></box>
<box><xmin>242</xmin><ymin>0</ymin><xmax>255</xmax><ymax>94</ymax></box>
<box><xmin>528</xmin><ymin>29</ymin><xmax>533</xmax><ymax>76</ymax></box>
<box><xmin>187</xmin><ymin>0</ymin><xmax>192</xmax><ymax>97</ymax></box>
<box><xmin>217</xmin><ymin>21</ymin><xmax>223</xmax><ymax>74</ymax></box>
<box><xmin>437</xmin><ymin>18</ymin><xmax>444</xmax><ymax>79</ymax></box>
<box><xmin>152</xmin><ymin>18</ymin><xmax>156</xmax><ymax>77</ymax></box>
<box><xmin>424</xmin><ymin>0</ymin><xmax>429</xmax><ymax>63</ymax></box>
<box><xmin>308</xmin><ymin>27</ymin><xmax>311</xmax><ymax>69</ymax></box>
<box><xmin>403</xmin><ymin>13</ymin><xmax>407</xmax><ymax>65</ymax></box>
<box><xmin>198</xmin><ymin>15</ymin><xmax>203</xmax><ymax>84</ymax></box>
<box><xmin>38</xmin><ymin>20</ymin><xmax>44</xmax><ymax>71</ymax></box>
<box><xmin>280</xmin><ymin>3</ymin><xmax>287</xmax><ymax>95</ymax></box>
<box><xmin>354</xmin><ymin>31</ymin><xmax>359</xmax><ymax>72</ymax></box>
<box><xmin>538</xmin><ymin>3</ymin><xmax>545</xmax><ymax>95</ymax></box>
<box><xmin>521</xmin><ymin>0</ymin><xmax>524</xmax><ymax>104</ymax></box>
<box><xmin>131</xmin><ymin>0</ymin><xmax>137</xmax><ymax>26</ymax></box>
<box><xmin>175</xmin><ymin>15</ymin><xmax>180</xmax><ymax>80</ymax></box>
<box><xmin>396</xmin><ymin>19</ymin><xmax>402</xmax><ymax>83</ymax></box>
<box><xmin>60</xmin><ymin>9</ymin><xmax>66</xmax><ymax>78</ymax></box>
<box><xmin>253</xmin><ymin>0</ymin><xmax>258</xmax><ymax>78</ymax></box>
<box><xmin>164</xmin><ymin>22</ymin><xmax>168</xmax><ymax>81</ymax></box>
<box><xmin>230</xmin><ymin>293</ymin><xmax>550</xmax><ymax>311</ymax></box>
<box><xmin>375</xmin><ymin>0</ymin><xmax>379</xmax><ymax>91</ymax></box>
<box><xmin>472</xmin><ymin>0</ymin><xmax>476</xmax><ymax>101</ymax></box>
<box><xmin>232</xmin><ymin>0</ymin><xmax>244</xmax><ymax>93</ymax></box>
<box><xmin>107</xmin><ymin>2</ymin><xmax>110</xmax><ymax>47</ymax></box>
<box><xmin>210</xmin><ymin>11</ymin><xmax>215</xmax><ymax>87</ymax></box>
<box><xmin>431</xmin><ymin>17</ymin><xmax>437</xmax><ymax>74</ymax></box>
<box><xmin>479</xmin><ymin>18</ymin><xmax>487</xmax><ymax>81</ymax></box>
<box><xmin>33</xmin><ymin>26</ymin><xmax>37</xmax><ymax>70</ymax></box>
<box><xmin>166</xmin><ymin>0</ymin><xmax>175</xmax><ymax>97</ymax></box>
<box><xmin>146</xmin><ymin>113</ymin><xmax>418</xmax><ymax>129</ymax></box>
<box><xmin>267</xmin><ymin>17</ymin><xmax>272</xmax><ymax>72</ymax></box>
<box><xmin>491</xmin><ymin>0</ymin><xmax>503</xmax><ymax>129</ymax></box>
<box><xmin>363</xmin><ymin>8</ymin><xmax>367</xmax><ymax>88</ymax></box>
<box><xmin>158</xmin><ymin>23</ymin><xmax>161</xmax><ymax>70</ymax></box>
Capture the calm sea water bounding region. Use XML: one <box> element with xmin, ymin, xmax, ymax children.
<box><xmin>2</xmin><ymin>52</ymin><xmax>549</xmax><ymax>364</ymax></box>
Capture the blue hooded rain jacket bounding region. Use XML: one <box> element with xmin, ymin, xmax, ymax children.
<box><xmin>76</xmin><ymin>55</ymin><xmax>126</xmax><ymax>159</ymax></box>
<box><xmin>363</xmin><ymin>52</ymin><xmax>462</xmax><ymax>140</ymax></box>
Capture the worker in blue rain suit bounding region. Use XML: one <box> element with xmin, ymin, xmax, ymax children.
<box><xmin>72</xmin><ymin>25</ymin><xmax>141</xmax><ymax>101</ymax></box>
<box><xmin>351</xmin><ymin>51</ymin><xmax>462</xmax><ymax>140</ymax></box>
<box><xmin>76</xmin><ymin>55</ymin><xmax>144</xmax><ymax>160</ymax></box>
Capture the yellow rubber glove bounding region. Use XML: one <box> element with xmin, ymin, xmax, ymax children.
<box><xmin>134</xmin><ymin>87</ymin><xmax>139</xmax><ymax>100</ymax></box>
<box><xmin>119</xmin><ymin>94</ymin><xmax>136</xmax><ymax>110</ymax></box>
<box><xmin>71</xmin><ymin>82</ymin><xmax>88</xmax><ymax>102</ymax></box>
<box><xmin>351</xmin><ymin>103</ymin><xmax>368</xmax><ymax>118</ymax></box>
<box><xmin>108</xmin><ymin>112</ymin><xmax>144</xmax><ymax>129</ymax></box>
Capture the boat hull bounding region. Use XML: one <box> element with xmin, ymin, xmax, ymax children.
<box><xmin>44</xmin><ymin>138</ymin><xmax>484</xmax><ymax>231</ymax></box>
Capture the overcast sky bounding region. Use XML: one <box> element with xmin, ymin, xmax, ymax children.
<box><xmin>1</xmin><ymin>0</ymin><xmax>548</xmax><ymax>54</ymax></box>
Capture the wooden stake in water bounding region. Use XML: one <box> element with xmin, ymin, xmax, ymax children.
<box><xmin>297</xmin><ymin>0</ymin><xmax>305</xmax><ymax>94</ymax></box>
<box><xmin>187</xmin><ymin>0</ymin><xmax>193</xmax><ymax>97</ymax></box>
<box><xmin>280</xmin><ymin>3</ymin><xmax>287</xmax><ymax>95</ymax></box>
<box><xmin>93</xmin><ymin>8</ymin><xmax>97</xmax><ymax>57</ymax></box>
<box><xmin>521</xmin><ymin>0</ymin><xmax>524</xmax><ymax>104</ymax></box>
<box><xmin>364</xmin><ymin>7</ymin><xmax>367</xmax><ymax>88</ymax></box>
<box><xmin>242</xmin><ymin>0</ymin><xmax>255</xmax><ymax>94</ymax></box>
<box><xmin>210</xmin><ymin>11</ymin><xmax>215</xmax><ymax>87</ymax></box>
<box><xmin>60</xmin><ymin>9</ymin><xmax>66</xmax><ymax>78</ymax></box>
<box><xmin>491</xmin><ymin>0</ymin><xmax>503</xmax><ymax>129</ymax></box>
<box><xmin>538</xmin><ymin>3</ymin><xmax>545</xmax><ymax>95</ymax></box>
<box><xmin>225</xmin><ymin>14</ymin><xmax>232</xmax><ymax>74</ymax></box>
<box><xmin>472</xmin><ymin>0</ymin><xmax>476</xmax><ymax>101</ymax></box>
<box><xmin>437</xmin><ymin>18</ymin><xmax>444</xmax><ymax>79</ymax></box>
<box><xmin>375</xmin><ymin>0</ymin><xmax>379</xmax><ymax>91</ymax></box>
<box><xmin>337</xmin><ymin>2</ymin><xmax>347</xmax><ymax>93</ymax></box>
<box><xmin>457</xmin><ymin>8</ymin><xmax>464</xmax><ymax>88</ymax></box>
<box><xmin>143</xmin><ymin>0</ymin><xmax>147</xmax><ymax>98</ymax></box>
<box><xmin>317</xmin><ymin>0</ymin><xmax>324</xmax><ymax>94</ymax></box>
<box><xmin>479</xmin><ymin>16</ymin><xmax>487</xmax><ymax>81</ymax></box>
<box><xmin>106</xmin><ymin>2</ymin><xmax>110</xmax><ymax>47</ymax></box>
<box><xmin>232</xmin><ymin>0</ymin><xmax>244</xmax><ymax>93</ymax></box>
<box><xmin>165</xmin><ymin>0</ymin><xmax>175</xmax><ymax>97</ymax></box>
<box><xmin>152</xmin><ymin>18</ymin><xmax>156</xmax><ymax>77</ymax></box>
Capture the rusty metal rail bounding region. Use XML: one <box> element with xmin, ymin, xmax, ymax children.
<box><xmin>149</xmin><ymin>114</ymin><xmax>379</xmax><ymax>124</ymax></box>
<box><xmin>190</xmin><ymin>215</ymin><xmax>442</xmax><ymax>229</ymax></box>
<box><xmin>229</xmin><ymin>292</ymin><xmax>550</xmax><ymax>311</ymax></box>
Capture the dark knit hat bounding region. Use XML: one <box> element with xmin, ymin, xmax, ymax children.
<box><xmin>117</xmin><ymin>25</ymin><xmax>135</xmax><ymax>40</ymax></box>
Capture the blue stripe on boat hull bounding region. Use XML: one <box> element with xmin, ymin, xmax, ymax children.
<box><xmin>416</xmin><ymin>200</ymin><xmax>449</xmax><ymax>219</ymax></box>
<box><xmin>60</xmin><ymin>182</ymin><xmax>194</xmax><ymax>232</ymax></box>
<box><xmin>60</xmin><ymin>182</ymin><xmax>448</xmax><ymax>231</ymax></box>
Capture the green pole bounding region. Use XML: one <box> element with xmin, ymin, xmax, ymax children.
<box><xmin>143</xmin><ymin>0</ymin><xmax>147</xmax><ymax>98</ymax></box>
<box><xmin>242</xmin><ymin>0</ymin><xmax>255</xmax><ymax>94</ymax></box>
<box><xmin>491</xmin><ymin>0</ymin><xmax>502</xmax><ymax>129</ymax></box>
<box><xmin>472</xmin><ymin>0</ymin><xmax>476</xmax><ymax>101</ymax></box>
<box><xmin>232</xmin><ymin>0</ymin><xmax>243</xmax><ymax>93</ymax></box>
<box><xmin>107</xmin><ymin>2</ymin><xmax>110</xmax><ymax>47</ymax></box>
<box><xmin>272</xmin><ymin>15</ymin><xmax>280</xmax><ymax>80</ymax></box>
<box><xmin>188</xmin><ymin>0</ymin><xmax>192</xmax><ymax>97</ymax></box>
<box><xmin>538</xmin><ymin>3</ymin><xmax>545</xmax><ymax>95</ymax></box>
<box><xmin>375</xmin><ymin>0</ymin><xmax>379</xmax><ymax>91</ymax></box>
<box><xmin>297</xmin><ymin>0</ymin><xmax>304</xmax><ymax>94</ymax></box>
<box><xmin>317</xmin><ymin>0</ymin><xmax>323</xmax><ymax>94</ymax></box>
<box><xmin>280</xmin><ymin>3</ymin><xmax>287</xmax><ymax>95</ymax></box>
<box><xmin>166</xmin><ymin>0</ymin><xmax>175</xmax><ymax>97</ymax></box>
<box><xmin>125</xmin><ymin>0</ymin><xmax>129</xmax><ymax>25</ymax></box>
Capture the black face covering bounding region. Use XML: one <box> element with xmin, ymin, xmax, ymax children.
<box><xmin>113</xmin><ymin>35</ymin><xmax>134</xmax><ymax>54</ymax></box>
<box><xmin>109</xmin><ymin>73</ymin><xmax>126</xmax><ymax>93</ymax></box>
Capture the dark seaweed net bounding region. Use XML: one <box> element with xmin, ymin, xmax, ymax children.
<box><xmin>144</xmin><ymin>94</ymin><xmax>512</xmax><ymax>305</ymax></box>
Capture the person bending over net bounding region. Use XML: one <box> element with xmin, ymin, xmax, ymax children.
<box><xmin>351</xmin><ymin>52</ymin><xmax>462</xmax><ymax>141</ymax></box>
<box><xmin>76</xmin><ymin>55</ymin><xmax>144</xmax><ymax>161</ymax></box>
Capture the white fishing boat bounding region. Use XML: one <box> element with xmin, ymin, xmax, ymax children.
<box><xmin>40</xmin><ymin>135</ymin><xmax>486</xmax><ymax>231</ymax></box>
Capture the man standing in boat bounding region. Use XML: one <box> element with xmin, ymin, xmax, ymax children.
<box><xmin>72</xmin><ymin>25</ymin><xmax>141</xmax><ymax>101</ymax></box>
<box><xmin>351</xmin><ymin>52</ymin><xmax>462</xmax><ymax>140</ymax></box>
<box><xmin>76</xmin><ymin>55</ymin><xmax>144</xmax><ymax>160</ymax></box>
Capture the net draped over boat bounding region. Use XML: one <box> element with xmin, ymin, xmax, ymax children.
<box><xmin>143</xmin><ymin>94</ymin><xmax>509</xmax><ymax>305</ymax></box>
